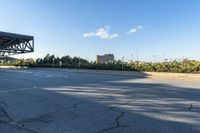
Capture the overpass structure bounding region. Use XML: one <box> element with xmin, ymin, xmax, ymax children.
<box><xmin>0</xmin><ymin>31</ymin><xmax>34</xmax><ymax>56</ymax></box>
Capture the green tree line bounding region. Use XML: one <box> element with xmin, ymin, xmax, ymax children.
<box><xmin>1</xmin><ymin>54</ymin><xmax>200</xmax><ymax>73</ymax></box>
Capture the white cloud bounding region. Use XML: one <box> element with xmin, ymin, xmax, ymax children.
<box><xmin>129</xmin><ymin>28</ymin><xmax>137</xmax><ymax>33</ymax></box>
<box><xmin>137</xmin><ymin>25</ymin><xmax>144</xmax><ymax>29</ymax></box>
<box><xmin>109</xmin><ymin>33</ymin><xmax>118</xmax><ymax>39</ymax></box>
<box><xmin>83</xmin><ymin>26</ymin><xmax>118</xmax><ymax>40</ymax></box>
<box><xmin>83</xmin><ymin>32</ymin><xmax>94</xmax><ymax>37</ymax></box>
<box><xmin>128</xmin><ymin>25</ymin><xmax>144</xmax><ymax>34</ymax></box>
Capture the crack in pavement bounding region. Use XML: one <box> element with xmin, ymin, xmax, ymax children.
<box><xmin>96</xmin><ymin>95</ymin><xmax>137</xmax><ymax>133</ymax></box>
<box><xmin>1</xmin><ymin>101</ymin><xmax>90</xmax><ymax>133</ymax></box>
<box><xmin>1</xmin><ymin>92</ymin><xmax>137</xmax><ymax>133</ymax></box>
<box><xmin>189</xmin><ymin>103</ymin><xmax>200</xmax><ymax>113</ymax></box>
<box><xmin>0</xmin><ymin>101</ymin><xmax>85</xmax><ymax>132</ymax></box>
<box><xmin>110</xmin><ymin>107</ymin><xmax>126</xmax><ymax>128</ymax></box>
<box><xmin>0</xmin><ymin>107</ymin><xmax>13</xmax><ymax>122</ymax></box>
<box><xmin>96</xmin><ymin>106</ymin><xmax>127</xmax><ymax>133</ymax></box>
<box><xmin>0</xmin><ymin>99</ymin><xmax>12</xmax><ymax>123</ymax></box>
<box><xmin>18</xmin><ymin>101</ymin><xmax>90</xmax><ymax>125</ymax></box>
<box><xmin>112</xmin><ymin>108</ymin><xmax>125</xmax><ymax>127</ymax></box>
<box><xmin>1</xmin><ymin>121</ymin><xmax>40</xmax><ymax>133</ymax></box>
<box><xmin>0</xmin><ymin>105</ymin><xmax>39</xmax><ymax>133</ymax></box>
<box><xmin>0</xmin><ymin>100</ymin><xmax>8</xmax><ymax>107</ymax></box>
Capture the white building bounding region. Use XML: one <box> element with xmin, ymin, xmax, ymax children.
<box><xmin>96</xmin><ymin>54</ymin><xmax>115</xmax><ymax>64</ymax></box>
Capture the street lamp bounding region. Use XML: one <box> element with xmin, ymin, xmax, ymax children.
<box><xmin>78</xmin><ymin>57</ymin><xmax>81</xmax><ymax>68</ymax></box>
<box><xmin>121</xmin><ymin>56</ymin><xmax>124</xmax><ymax>71</ymax></box>
<box><xmin>153</xmin><ymin>54</ymin><xmax>156</xmax><ymax>63</ymax></box>
<box><xmin>53</xmin><ymin>58</ymin><xmax>55</xmax><ymax>64</ymax></box>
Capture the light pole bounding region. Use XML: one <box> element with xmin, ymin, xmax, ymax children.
<box><xmin>87</xmin><ymin>51</ymin><xmax>90</xmax><ymax>62</ymax></box>
<box><xmin>53</xmin><ymin>58</ymin><xmax>55</xmax><ymax>64</ymax></box>
<box><xmin>78</xmin><ymin>57</ymin><xmax>81</xmax><ymax>68</ymax></box>
<box><xmin>131</xmin><ymin>52</ymin><xmax>133</xmax><ymax>62</ymax></box>
<box><xmin>121</xmin><ymin>56</ymin><xmax>124</xmax><ymax>71</ymax></box>
<box><xmin>162</xmin><ymin>53</ymin><xmax>166</xmax><ymax>62</ymax></box>
<box><xmin>136</xmin><ymin>49</ymin><xmax>139</xmax><ymax>68</ymax></box>
<box><xmin>153</xmin><ymin>54</ymin><xmax>156</xmax><ymax>63</ymax></box>
<box><xmin>59</xmin><ymin>61</ymin><xmax>62</xmax><ymax>67</ymax></box>
<box><xmin>136</xmin><ymin>49</ymin><xmax>139</xmax><ymax>62</ymax></box>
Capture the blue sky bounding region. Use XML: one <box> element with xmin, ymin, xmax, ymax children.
<box><xmin>0</xmin><ymin>0</ymin><xmax>200</xmax><ymax>61</ymax></box>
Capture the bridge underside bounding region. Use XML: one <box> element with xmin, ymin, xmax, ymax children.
<box><xmin>0</xmin><ymin>31</ymin><xmax>34</xmax><ymax>56</ymax></box>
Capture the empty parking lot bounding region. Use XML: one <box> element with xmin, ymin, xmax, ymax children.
<box><xmin>0</xmin><ymin>68</ymin><xmax>200</xmax><ymax>133</ymax></box>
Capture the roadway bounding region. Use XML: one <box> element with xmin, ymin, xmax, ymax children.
<box><xmin>0</xmin><ymin>68</ymin><xmax>200</xmax><ymax>133</ymax></box>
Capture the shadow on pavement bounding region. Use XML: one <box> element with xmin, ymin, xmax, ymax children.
<box><xmin>0</xmin><ymin>68</ymin><xmax>200</xmax><ymax>133</ymax></box>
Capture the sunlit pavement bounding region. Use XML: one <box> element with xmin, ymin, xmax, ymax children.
<box><xmin>0</xmin><ymin>68</ymin><xmax>200</xmax><ymax>133</ymax></box>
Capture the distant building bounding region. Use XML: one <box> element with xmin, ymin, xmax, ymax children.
<box><xmin>96</xmin><ymin>54</ymin><xmax>114</xmax><ymax>64</ymax></box>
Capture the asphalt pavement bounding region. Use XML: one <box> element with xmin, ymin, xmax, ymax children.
<box><xmin>0</xmin><ymin>68</ymin><xmax>200</xmax><ymax>133</ymax></box>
